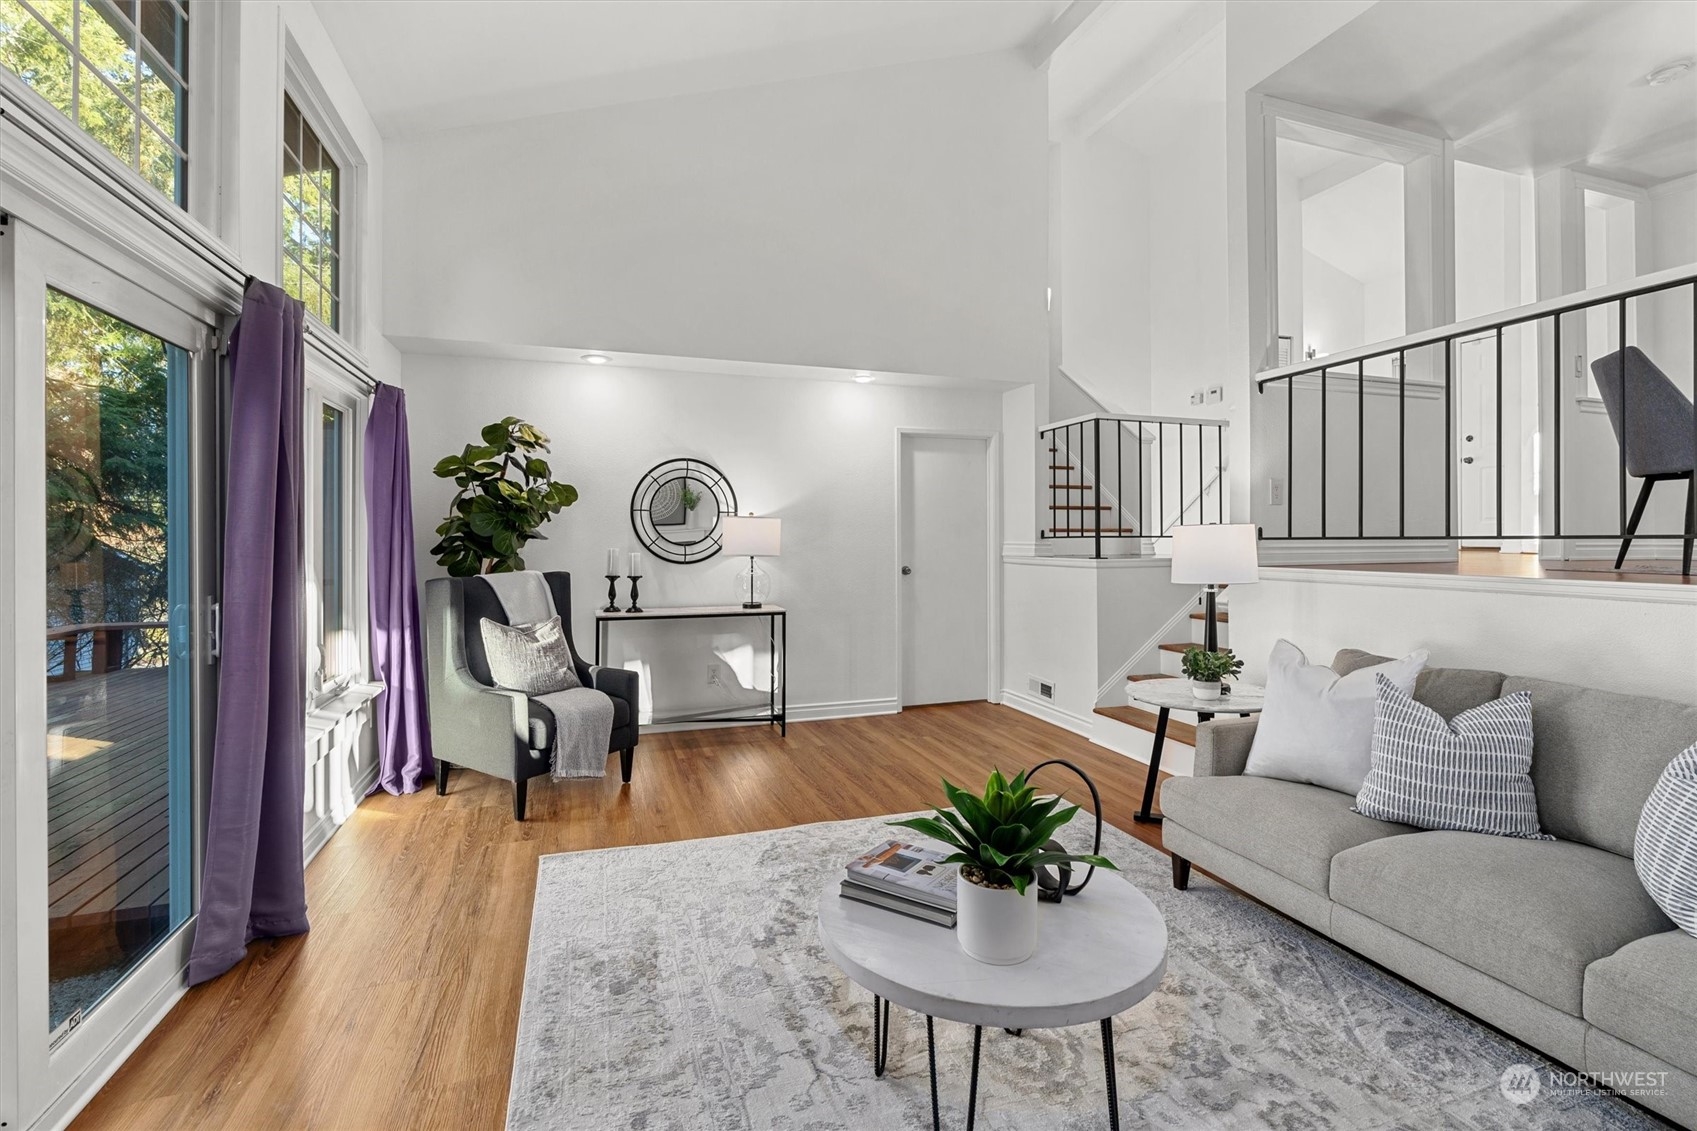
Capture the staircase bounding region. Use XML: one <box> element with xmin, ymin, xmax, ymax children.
<box><xmin>1044</xmin><ymin>438</ymin><xmax>1141</xmax><ymax>555</ymax></box>
<box><xmin>1093</xmin><ymin>587</ymin><xmax>1230</xmax><ymax>748</ymax></box>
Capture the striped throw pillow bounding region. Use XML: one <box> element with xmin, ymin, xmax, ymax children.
<box><xmin>1354</xmin><ymin>674</ymin><xmax>1548</xmax><ymax>839</ymax></box>
<box><xmin>1636</xmin><ymin>744</ymin><xmax>1697</xmax><ymax>937</ymax></box>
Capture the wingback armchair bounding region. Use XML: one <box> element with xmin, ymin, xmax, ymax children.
<box><xmin>424</xmin><ymin>572</ymin><xmax>639</xmax><ymax>819</ymax></box>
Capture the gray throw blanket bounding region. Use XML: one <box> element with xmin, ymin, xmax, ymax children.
<box><xmin>482</xmin><ymin>572</ymin><xmax>614</xmax><ymax>779</ymax></box>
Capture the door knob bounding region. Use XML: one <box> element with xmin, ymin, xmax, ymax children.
<box><xmin>1465</xmin><ymin>434</ymin><xmax>1474</xmax><ymax>442</ymax></box>
<box><xmin>901</xmin><ymin>566</ymin><xmax>912</xmax><ymax>575</ymax></box>
<box><xmin>1462</xmin><ymin>456</ymin><xmax>1475</xmax><ymax>464</ymax></box>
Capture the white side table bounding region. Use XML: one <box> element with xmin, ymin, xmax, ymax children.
<box><xmin>1125</xmin><ymin>678</ymin><xmax>1265</xmax><ymax>825</ymax></box>
<box><xmin>818</xmin><ymin>871</ymin><xmax>1168</xmax><ymax>1129</ymax></box>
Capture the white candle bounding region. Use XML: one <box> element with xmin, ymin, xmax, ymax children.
<box><xmin>606</xmin><ymin>548</ymin><xmax>620</xmax><ymax>576</ymax></box>
<box><xmin>628</xmin><ymin>551</ymin><xmax>642</xmax><ymax>577</ymax></box>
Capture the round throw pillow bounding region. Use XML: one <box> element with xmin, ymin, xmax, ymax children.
<box><xmin>1635</xmin><ymin>742</ymin><xmax>1697</xmax><ymax>938</ymax></box>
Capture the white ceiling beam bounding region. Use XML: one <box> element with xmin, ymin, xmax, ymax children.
<box><xmin>1026</xmin><ymin>0</ymin><xmax>1107</xmax><ymax>69</ymax></box>
<box><xmin>1061</xmin><ymin>2</ymin><xmax>1224</xmax><ymax>141</ymax></box>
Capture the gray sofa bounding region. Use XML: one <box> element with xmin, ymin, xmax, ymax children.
<box><xmin>1162</xmin><ymin>649</ymin><xmax>1697</xmax><ymax>1128</ymax></box>
<box><xmin>425</xmin><ymin>572</ymin><xmax>639</xmax><ymax>820</ymax></box>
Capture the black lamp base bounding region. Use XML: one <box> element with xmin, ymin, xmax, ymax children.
<box><xmin>741</xmin><ymin>600</ymin><xmax>763</xmax><ymax>609</ymax></box>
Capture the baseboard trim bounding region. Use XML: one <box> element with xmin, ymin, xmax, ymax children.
<box><xmin>998</xmin><ymin>689</ymin><xmax>1093</xmax><ymax>736</ymax></box>
<box><xmin>1256</xmin><ymin>538</ymin><xmax>1456</xmax><ymax>564</ymax></box>
<box><xmin>1260</xmin><ymin>565</ymin><xmax>1697</xmax><ymax>604</ymax></box>
<box><xmin>1567</xmin><ymin>537</ymin><xmax>1691</xmax><ymax>562</ymax></box>
<box><xmin>640</xmin><ymin>697</ymin><xmax>899</xmax><ymax>733</ymax></box>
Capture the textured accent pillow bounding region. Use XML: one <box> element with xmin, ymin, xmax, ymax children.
<box><xmin>1636</xmin><ymin>743</ymin><xmax>1697</xmax><ymax>937</ymax></box>
<box><xmin>479</xmin><ymin>616</ymin><xmax>582</xmax><ymax>695</ymax></box>
<box><xmin>1243</xmin><ymin>640</ymin><xmax>1429</xmax><ymax>795</ymax></box>
<box><xmin>1354</xmin><ymin>675</ymin><xmax>1547</xmax><ymax>839</ymax></box>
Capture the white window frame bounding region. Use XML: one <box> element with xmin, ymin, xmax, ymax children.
<box><xmin>305</xmin><ymin>368</ymin><xmax>367</xmax><ymax>706</ymax></box>
<box><xmin>281</xmin><ymin>37</ymin><xmax>361</xmax><ymax>346</ymax></box>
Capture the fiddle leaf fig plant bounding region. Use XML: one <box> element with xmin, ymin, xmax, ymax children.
<box><xmin>889</xmin><ymin>768</ymin><xmax>1116</xmax><ymax>895</ymax></box>
<box><xmin>1180</xmin><ymin>647</ymin><xmax>1243</xmax><ymax>684</ymax></box>
<box><xmin>431</xmin><ymin>417</ymin><xmax>578</xmax><ymax>576</ymax></box>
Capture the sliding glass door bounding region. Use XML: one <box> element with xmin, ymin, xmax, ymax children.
<box><xmin>5</xmin><ymin>221</ymin><xmax>219</xmax><ymax>1124</ymax></box>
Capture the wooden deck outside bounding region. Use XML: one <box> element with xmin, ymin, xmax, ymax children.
<box><xmin>47</xmin><ymin>665</ymin><xmax>174</xmax><ymax>981</ymax></box>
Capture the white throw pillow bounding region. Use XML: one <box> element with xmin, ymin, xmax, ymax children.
<box><xmin>1243</xmin><ymin>640</ymin><xmax>1429</xmax><ymax>795</ymax></box>
<box><xmin>480</xmin><ymin>616</ymin><xmax>582</xmax><ymax>695</ymax></box>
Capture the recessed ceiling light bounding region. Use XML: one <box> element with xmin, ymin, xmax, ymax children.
<box><xmin>1647</xmin><ymin>59</ymin><xmax>1693</xmax><ymax>86</ymax></box>
<box><xmin>581</xmin><ymin>353</ymin><xmax>610</xmax><ymax>364</ymax></box>
<box><xmin>853</xmin><ymin>371</ymin><xmax>874</xmax><ymax>383</ymax></box>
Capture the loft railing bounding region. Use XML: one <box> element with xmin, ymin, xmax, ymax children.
<box><xmin>1255</xmin><ymin>263</ymin><xmax>1697</xmax><ymax>570</ymax></box>
<box><xmin>1039</xmin><ymin>414</ymin><xmax>1229</xmax><ymax>559</ymax></box>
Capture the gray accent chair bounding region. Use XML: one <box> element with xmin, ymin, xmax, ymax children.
<box><xmin>1162</xmin><ymin>649</ymin><xmax>1697</xmax><ymax>1129</ymax></box>
<box><xmin>424</xmin><ymin>572</ymin><xmax>639</xmax><ymax>820</ymax></box>
<box><xmin>1591</xmin><ymin>346</ymin><xmax>1695</xmax><ymax>576</ymax></box>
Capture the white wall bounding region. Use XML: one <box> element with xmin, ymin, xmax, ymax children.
<box><xmin>1232</xmin><ymin>569</ymin><xmax>1697</xmax><ymax>704</ymax></box>
<box><xmin>400</xmin><ymin>354</ymin><xmax>1004</xmax><ymax>719</ymax></box>
<box><xmin>1052</xmin><ymin>132</ymin><xmax>1149</xmax><ymax>414</ymax></box>
<box><xmin>382</xmin><ymin>51</ymin><xmax>1048</xmax><ymax>386</ymax></box>
<box><xmin>1300</xmin><ymin>251</ymin><xmax>1364</xmax><ymax>362</ymax></box>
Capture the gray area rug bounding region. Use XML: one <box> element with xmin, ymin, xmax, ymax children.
<box><xmin>507</xmin><ymin>815</ymin><xmax>1664</xmax><ymax>1130</ymax></box>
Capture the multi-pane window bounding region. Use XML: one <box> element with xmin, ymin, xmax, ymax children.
<box><xmin>0</xmin><ymin>0</ymin><xmax>189</xmax><ymax>204</ymax></box>
<box><xmin>282</xmin><ymin>93</ymin><xmax>340</xmax><ymax>329</ymax></box>
<box><xmin>319</xmin><ymin>402</ymin><xmax>350</xmax><ymax>686</ymax></box>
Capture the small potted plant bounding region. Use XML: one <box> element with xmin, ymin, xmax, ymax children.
<box><xmin>1180</xmin><ymin>646</ymin><xmax>1243</xmax><ymax>700</ymax></box>
<box><xmin>679</xmin><ymin>483</ymin><xmax>702</xmax><ymax>529</ymax></box>
<box><xmin>890</xmin><ymin>769</ymin><xmax>1116</xmax><ymax>965</ymax></box>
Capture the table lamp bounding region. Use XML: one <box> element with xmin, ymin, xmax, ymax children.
<box><xmin>1169</xmin><ymin>523</ymin><xmax>1259</xmax><ymax>653</ymax></box>
<box><xmin>722</xmin><ymin>514</ymin><xmax>781</xmax><ymax>609</ymax></box>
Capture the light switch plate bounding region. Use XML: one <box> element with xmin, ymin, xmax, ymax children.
<box><xmin>1189</xmin><ymin>390</ymin><xmax>1204</xmax><ymax>405</ymax></box>
<box><xmin>1206</xmin><ymin>385</ymin><xmax>1224</xmax><ymax>403</ymax></box>
<box><xmin>1268</xmin><ymin>478</ymin><xmax>1285</xmax><ymax>506</ymax></box>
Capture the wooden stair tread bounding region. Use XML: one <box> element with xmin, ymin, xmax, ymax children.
<box><xmin>1189</xmin><ymin>610</ymin><xmax>1229</xmax><ymax>623</ymax></box>
<box><xmin>1048</xmin><ymin>483</ymin><xmax>1093</xmax><ymax>489</ymax></box>
<box><xmin>1157</xmin><ymin>642</ymin><xmax>1193</xmax><ymax>654</ymax></box>
<box><xmin>1094</xmin><ymin>706</ymin><xmax>1198</xmax><ymax>746</ymax></box>
<box><xmin>1044</xmin><ymin>529</ymin><xmax>1140</xmax><ymax>536</ymax></box>
<box><xmin>1126</xmin><ymin>673</ymin><xmax>1167</xmax><ymax>682</ymax></box>
<box><xmin>1050</xmin><ymin>504</ymin><xmax>1111</xmax><ymax>511</ymax></box>
<box><xmin>1048</xmin><ymin>464</ymin><xmax>1074</xmax><ymax>470</ymax></box>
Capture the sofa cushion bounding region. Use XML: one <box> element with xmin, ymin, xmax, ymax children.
<box><xmin>1504</xmin><ymin>677</ymin><xmax>1697</xmax><ymax>857</ymax></box>
<box><xmin>1584</xmin><ymin>931</ymin><xmax>1697</xmax><ymax>1077</ymax></box>
<box><xmin>1333</xmin><ymin>649</ymin><xmax>1506</xmax><ymax>721</ymax></box>
<box><xmin>529</xmin><ymin>696</ymin><xmax>630</xmax><ymax>751</ymax></box>
<box><xmin>1331</xmin><ymin>831</ymin><xmax>1674</xmax><ymax>1014</ymax></box>
<box><xmin>1159</xmin><ymin>775</ymin><xmax>1417</xmax><ymax>897</ymax></box>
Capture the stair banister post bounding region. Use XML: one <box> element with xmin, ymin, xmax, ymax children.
<box><xmin>1093</xmin><ymin>417</ymin><xmax>1102</xmax><ymax>560</ymax></box>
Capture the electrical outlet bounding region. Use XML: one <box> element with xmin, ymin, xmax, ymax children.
<box><xmin>1206</xmin><ymin>385</ymin><xmax>1224</xmax><ymax>404</ymax></box>
<box><xmin>1189</xmin><ymin>390</ymin><xmax>1204</xmax><ymax>406</ymax></box>
<box><xmin>1268</xmin><ymin>477</ymin><xmax>1285</xmax><ymax>506</ymax></box>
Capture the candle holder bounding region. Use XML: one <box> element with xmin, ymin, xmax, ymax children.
<box><xmin>626</xmin><ymin>575</ymin><xmax>644</xmax><ymax>614</ymax></box>
<box><xmin>603</xmin><ymin>575</ymin><xmax>620</xmax><ymax>613</ymax></box>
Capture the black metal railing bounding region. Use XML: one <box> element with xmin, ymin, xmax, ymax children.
<box><xmin>1039</xmin><ymin>414</ymin><xmax>1229</xmax><ymax>558</ymax></box>
<box><xmin>1255</xmin><ymin>265</ymin><xmax>1697</xmax><ymax>571</ymax></box>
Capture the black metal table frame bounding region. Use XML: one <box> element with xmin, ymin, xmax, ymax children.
<box><xmin>1132</xmin><ymin>704</ymin><xmax>1254</xmax><ymax>825</ymax></box>
<box><xmin>594</xmin><ymin>607</ymin><xmax>787</xmax><ymax>736</ymax></box>
<box><xmin>869</xmin><ymin>994</ymin><xmax>1121</xmax><ymax>1130</ymax></box>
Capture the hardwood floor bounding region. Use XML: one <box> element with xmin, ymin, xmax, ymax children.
<box><xmin>1299</xmin><ymin>547</ymin><xmax>1694</xmax><ymax>585</ymax></box>
<box><xmin>71</xmin><ymin>703</ymin><xmax>1168</xmax><ymax>1130</ymax></box>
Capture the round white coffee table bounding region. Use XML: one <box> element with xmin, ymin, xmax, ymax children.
<box><xmin>1126</xmin><ymin>678</ymin><xmax>1265</xmax><ymax>825</ymax></box>
<box><xmin>818</xmin><ymin>870</ymin><xmax>1167</xmax><ymax>1129</ymax></box>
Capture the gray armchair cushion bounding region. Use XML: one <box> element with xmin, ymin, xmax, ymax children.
<box><xmin>1332</xmin><ymin>649</ymin><xmax>1506</xmax><ymax>721</ymax></box>
<box><xmin>1591</xmin><ymin>346</ymin><xmax>1697</xmax><ymax>478</ymax></box>
<box><xmin>1583</xmin><ymin>930</ymin><xmax>1697</xmax><ymax>1077</ymax></box>
<box><xmin>1330</xmin><ymin>831</ymin><xmax>1674</xmax><ymax>1014</ymax></box>
<box><xmin>1159</xmin><ymin>775</ymin><xmax>1417</xmax><ymax>897</ymax></box>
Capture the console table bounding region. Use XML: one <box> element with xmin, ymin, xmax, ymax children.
<box><xmin>594</xmin><ymin>605</ymin><xmax>787</xmax><ymax>735</ymax></box>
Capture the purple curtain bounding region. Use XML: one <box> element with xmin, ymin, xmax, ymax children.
<box><xmin>365</xmin><ymin>383</ymin><xmax>435</xmax><ymax>793</ymax></box>
<box><xmin>187</xmin><ymin>281</ymin><xmax>309</xmax><ymax>985</ymax></box>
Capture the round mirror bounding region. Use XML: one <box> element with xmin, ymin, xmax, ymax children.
<box><xmin>630</xmin><ymin>458</ymin><xmax>737</xmax><ymax>564</ymax></box>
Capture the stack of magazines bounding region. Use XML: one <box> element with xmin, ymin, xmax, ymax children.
<box><xmin>841</xmin><ymin>841</ymin><xmax>959</xmax><ymax>928</ymax></box>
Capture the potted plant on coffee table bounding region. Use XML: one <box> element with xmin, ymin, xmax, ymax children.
<box><xmin>1180</xmin><ymin>646</ymin><xmax>1243</xmax><ymax>701</ymax></box>
<box><xmin>890</xmin><ymin>769</ymin><xmax>1117</xmax><ymax>965</ymax></box>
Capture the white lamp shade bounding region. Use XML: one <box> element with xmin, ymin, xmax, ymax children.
<box><xmin>722</xmin><ymin>515</ymin><xmax>782</xmax><ymax>557</ymax></box>
<box><xmin>1170</xmin><ymin>523</ymin><xmax>1259</xmax><ymax>585</ymax></box>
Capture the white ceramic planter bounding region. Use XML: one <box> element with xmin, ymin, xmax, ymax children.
<box><xmin>1190</xmin><ymin>679</ymin><xmax>1223</xmax><ymax>700</ymax></box>
<box><xmin>957</xmin><ymin>871</ymin><xmax>1039</xmax><ymax>965</ymax></box>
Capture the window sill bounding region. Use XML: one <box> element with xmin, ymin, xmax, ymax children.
<box><xmin>307</xmin><ymin>680</ymin><xmax>383</xmax><ymax>738</ymax></box>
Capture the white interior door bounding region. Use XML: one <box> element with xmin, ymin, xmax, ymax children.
<box><xmin>1458</xmin><ymin>336</ymin><xmax>1501</xmax><ymax>547</ymax></box>
<box><xmin>899</xmin><ymin>435</ymin><xmax>990</xmax><ymax>707</ymax></box>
